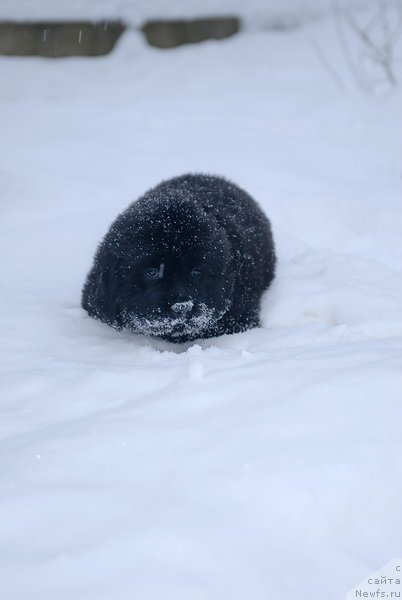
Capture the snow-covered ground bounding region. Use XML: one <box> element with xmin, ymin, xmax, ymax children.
<box><xmin>1</xmin><ymin>5</ymin><xmax>402</xmax><ymax>599</ymax></box>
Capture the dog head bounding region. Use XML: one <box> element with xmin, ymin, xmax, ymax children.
<box><xmin>90</xmin><ymin>197</ymin><xmax>235</xmax><ymax>342</ymax></box>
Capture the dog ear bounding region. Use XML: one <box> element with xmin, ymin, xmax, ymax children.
<box><xmin>82</xmin><ymin>251</ymin><xmax>123</xmax><ymax>330</ymax></box>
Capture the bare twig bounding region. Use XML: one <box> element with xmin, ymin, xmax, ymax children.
<box><xmin>346</xmin><ymin>12</ymin><xmax>397</xmax><ymax>85</ymax></box>
<box><xmin>332</xmin><ymin>0</ymin><xmax>369</xmax><ymax>91</ymax></box>
<box><xmin>332</xmin><ymin>0</ymin><xmax>402</xmax><ymax>92</ymax></box>
<box><xmin>310</xmin><ymin>38</ymin><xmax>347</xmax><ymax>91</ymax></box>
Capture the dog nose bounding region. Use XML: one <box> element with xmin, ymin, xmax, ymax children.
<box><xmin>171</xmin><ymin>300</ymin><xmax>194</xmax><ymax>315</ymax></box>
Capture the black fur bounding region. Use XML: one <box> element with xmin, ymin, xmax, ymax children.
<box><xmin>82</xmin><ymin>174</ymin><xmax>276</xmax><ymax>343</ymax></box>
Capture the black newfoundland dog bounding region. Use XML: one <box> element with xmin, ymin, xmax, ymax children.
<box><xmin>82</xmin><ymin>174</ymin><xmax>276</xmax><ymax>343</ymax></box>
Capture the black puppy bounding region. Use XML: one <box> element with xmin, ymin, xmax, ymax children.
<box><xmin>82</xmin><ymin>174</ymin><xmax>276</xmax><ymax>343</ymax></box>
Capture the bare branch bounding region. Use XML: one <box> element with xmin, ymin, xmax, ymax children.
<box><xmin>310</xmin><ymin>38</ymin><xmax>347</xmax><ymax>92</ymax></box>
<box><xmin>333</xmin><ymin>0</ymin><xmax>401</xmax><ymax>91</ymax></box>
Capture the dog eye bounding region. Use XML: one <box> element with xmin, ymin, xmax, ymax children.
<box><xmin>145</xmin><ymin>268</ymin><xmax>159</xmax><ymax>279</ymax></box>
<box><xmin>191</xmin><ymin>268</ymin><xmax>202</xmax><ymax>279</ymax></box>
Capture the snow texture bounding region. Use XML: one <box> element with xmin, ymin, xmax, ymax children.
<box><xmin>171</xmin><ymin>300</ymin><xmax>194</xmax><ymax>313</ymax></box>
<box><xmin>122</xmin><ymin>302</ymin><xmax>222</xmax><ymax>339</ymax></box>
<box><xmin>0</xmin><ymin>3</ymin><xmax>402</xmax><ymax>600</ymax></box>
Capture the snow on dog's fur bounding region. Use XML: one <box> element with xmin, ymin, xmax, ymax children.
<box><xmin>82</xmin><ymin>174</ymin><xmax>276</xmax><ymax>343</ymax></box>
